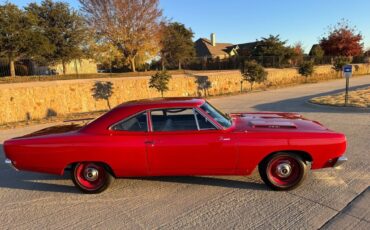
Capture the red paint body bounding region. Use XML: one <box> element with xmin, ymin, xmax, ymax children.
<box><xmin>3</xmin><ymin>98</ymin><xmax>347</xmax><ymax>177</ymax></box>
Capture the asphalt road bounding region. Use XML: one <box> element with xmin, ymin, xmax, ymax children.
<box><xmin>0</xmin><ymin>76</ymin><xmax>369</xmax><ymax>229</ymax></box>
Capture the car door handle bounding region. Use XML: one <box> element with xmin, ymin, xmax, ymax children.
<box><xmin>144</xmin><ymin>140</ymin><xmax>155</xmax><ymax>146</ymax></box>
<box><xmin>219</xmin><ymin>137</ymin><xmax>231</xmax><ymax>141</ymax></box>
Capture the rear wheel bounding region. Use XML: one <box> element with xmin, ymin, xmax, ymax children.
<box><xmin>71</xmin><ymin>162</ymin><xmax>114</xmax><ymax>194</ymax></box>
<box><xmin>259</xmin><ymin>153</ymin><xmax>308</xmax><ymax>190</ymax></box>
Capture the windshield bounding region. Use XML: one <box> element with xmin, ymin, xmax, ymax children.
<box><xmin>200</xmin><ymin>102</ymin><xmax>232</xmax><ymax>128</ymax></box>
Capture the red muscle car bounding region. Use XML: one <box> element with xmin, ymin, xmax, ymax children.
<box><xmin>4</xmin><ymin>98</ymin><xmax>347</xmax><ymax>193</ymax></box>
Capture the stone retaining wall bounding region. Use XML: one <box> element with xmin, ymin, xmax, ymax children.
<box><xmin>0</xmin><ymin>64</ymin><xmax>368</xmax><ymax>124</ymax></box>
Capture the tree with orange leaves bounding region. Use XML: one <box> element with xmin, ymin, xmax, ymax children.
<box><xmin>320</xmin><ymin>20</ymin><xmax>363</xmax><ymax>57</ymax></box>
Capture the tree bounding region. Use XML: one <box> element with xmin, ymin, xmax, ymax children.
<box><xmin>252</xmin><ymin>35</ymin><xmax>294</xmax><ymax>67</ymax></box>
<box><xmin>240</xmin><ymin>60</ymin><xmax>267</xmax><ymax>91</ymax></box>
<box><xmin>309</xmin><ymin>45</ymin><xmax>324</xmax><ymax>64</ymax></box>
<box><xmin>160</xmin><ymin>22</ymin><xmax>195</xmax><ymax>70</ymax></box>
<box><xmin>149</xmin><ymin>71</ymin><xmax>172</xmax><ymax>97</ymax></box>
<box><xmin>86</xmin><ymin>38</ymin><xmax>124</xmax><ymax>71</ymax></box>
<box><xmin>91</xmin><ymin>81</ymin><xmax>114</xmax><ymax>109</ymax></box>
<box><xmin>320</xmin><ymin>20</ymin><xmax>363</xmax><ymax>57</ymax></box>
<box><xmin>0</xmin><ymin>3</ymin><xmax>52</xmax><ymax>77</ymax></box>
<box><xmin>298</xmin><ymin>61</ymin><xmax>314</xmax><ymax>82</ymax></box>
<box><xmin>332</xmin><ymin>56</ymin><xmax>350</xmax><ymax>73</ymax></box>
<box><xmin>291</xmin><ymin>42</ymin><xmax>304</xmax><ymax>65</ymax></box>
<box><xmin>26</xmin><ymin>0</ymin><xmax>88</xmax><ymax>75</ymax></box>
<box><xmin>79</xmin><ymin>0</ymin><xmax>162</xmax><ymax>72</ymax></box>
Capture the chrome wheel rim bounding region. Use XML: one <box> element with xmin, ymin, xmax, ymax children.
<box><xmin>84</xmin><ymin>167</ymin><xmax>99</xmax><ymax>182</ymax></box>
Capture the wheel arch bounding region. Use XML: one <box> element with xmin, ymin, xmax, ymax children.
<box><xmin>63</xmin><ymin>161</ymin><xmax>117</xmax><ymax>178</ymax></box>
<box><xmin>260</xmin><ymin>150</ymin><xmax>313</xmax><ymax>165</ymax></box>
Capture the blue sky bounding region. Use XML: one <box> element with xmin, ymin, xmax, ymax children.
<box><xmin>10</xmin><ymin>0</ymin><xmax>370</xmax><ymax>52</ymax></box>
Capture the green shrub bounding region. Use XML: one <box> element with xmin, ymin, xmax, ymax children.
<box><xmin>240</xmin><ymin>60</ymin><xmax>267</xmax><ymax>90</ymax></box>
<box><xmin>332</xmin><ymin>56</ymin><xmax>350</xmax><ymax>72</ymax></box>
<box><xmin>298</xmin><ymin>61</ymin><xmax>315</xmax><ymax>82</ymax></box>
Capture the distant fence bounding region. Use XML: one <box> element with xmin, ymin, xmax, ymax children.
<box><xmin>1</xmin><ymin>55</ymin><xmax>369</xmax><ymax>78</ymax></box>
<box><xmin>170</xmin><ymin>55</ymin><xmax>370</xmax><ymax>71</ymax></box>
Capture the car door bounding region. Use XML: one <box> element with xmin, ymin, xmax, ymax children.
<box><xmin>147</xmin><ymin>108</ymin><xmax>238</xmax><ymax>175</ymax></box>
<box><xmin>108</xmin><ymin>111</ymin><xmax>149</xmax><ymax>176</ymax></box>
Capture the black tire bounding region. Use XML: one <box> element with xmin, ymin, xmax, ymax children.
<box><xmin>258</xmin><ymin>152</ymin><xmax>308</xmax><ymax>191</ymax></box>
<box><xmin>71</xmin><ymin>162</ymin><xmax>114</xmax><ymax>194</ymax></box>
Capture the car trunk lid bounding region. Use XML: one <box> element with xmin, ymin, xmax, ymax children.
<box><xmin>16</xmin><ymin>123</ymin><xmax>84</xmax><ymax>139</ymax></box>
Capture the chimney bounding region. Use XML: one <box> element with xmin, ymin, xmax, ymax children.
<box><xmin>211</xmin><ymin>33</ymin><xmax>216</xmax><ymax>46</ymax></box>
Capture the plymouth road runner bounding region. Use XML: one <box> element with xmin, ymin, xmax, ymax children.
<box><xmin>4</xmin><ymin>98</ymin><xmax>347</xmax><ymax>193</ymax></box>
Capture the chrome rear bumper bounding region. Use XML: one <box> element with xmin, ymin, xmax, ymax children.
<box><xmin>334</xmin><ymin>156</ymin><xmax>347</xmax><ymax>168</ymax></box>
<box><xmin>5</xmin><ymin>158</ymin><xmax>18</xmax><ymax>171</ymax></box>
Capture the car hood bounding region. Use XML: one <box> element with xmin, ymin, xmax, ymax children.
<box><xmin>230</xmin><ymin>112</ymin><xmax>329</xmax><ymax>132</ymax></box>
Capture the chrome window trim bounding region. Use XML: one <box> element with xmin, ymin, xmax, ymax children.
<box><xmin>193</xmin><ymin>108</ymin><xmax>219</xmax><ymax>131</ymax></box>
<box><xmin>193</xmin><ymin>108</ymin><xmax>201</xmax><ymax>130</ymax></box>
<box><xmin>108</xmin><ymin>110</ymin><xmax>149</xmax><ymax>132</ymax></box>
<box><xmin>148</xmin><ymin>107</ymin><xmax>220</xmax><ymax>132</ymax></box>
<box><xmin>199</xmin><ymin>102</ymin><xmax>231</xmax><ymax>130</ymax></box>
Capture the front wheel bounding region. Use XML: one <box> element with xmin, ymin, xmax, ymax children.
<box><xmin>259</xmin><ymin>153</ymin><xmax>308</xmax><ymax>191</ymax></box>
<box><xmin>71</xmin><ymin>162</ymin><xmax>114</xmax><ymax>194</ymax></box>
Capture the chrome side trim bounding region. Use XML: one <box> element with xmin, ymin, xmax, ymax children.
<box><xmin>334</xmin><ymin>156</ymin><xmax>347</xmax><ymax>168</ymax></box>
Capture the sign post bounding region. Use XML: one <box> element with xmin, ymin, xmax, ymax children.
<box><xmin>342</xmin><ymin>65</ymin><xmax>352</xmax><ymax>106</ymax></box>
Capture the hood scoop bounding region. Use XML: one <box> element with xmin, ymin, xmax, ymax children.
<box><xmin>249</xmin><ymin>120</ymin><xmax>297</xmax><ymax>129</ymax></box>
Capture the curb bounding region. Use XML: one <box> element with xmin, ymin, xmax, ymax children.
<box><xmin>305</xmin><ymin>100</ymin><xmax>370</xmax><ymax>112</ymax></box>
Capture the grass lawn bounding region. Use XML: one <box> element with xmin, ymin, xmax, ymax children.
<box><xmin>310</xmin><ymin>87</ymin><xmax>370</xmax><ymax>108</ymax></box>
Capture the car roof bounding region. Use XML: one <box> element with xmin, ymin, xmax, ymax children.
<box><xmin>115</xmin><ymin>97</ymin><xmax>206</xmax><ymax>109</ymax></box>
<box><xmin>80</xmin><ymin>97</ymin><xmax>207</xmax><ymax>134</ymax></box>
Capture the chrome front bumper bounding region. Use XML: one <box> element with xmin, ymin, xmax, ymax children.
<box><xmin>5</xmin><ymin>158</ymin><xmax>18</xmax><ymax>171</ymax></box>
<box><xmin>334</xmin><ymin>156</ymin><xmax>348</xmax><ymax>168</ymax></box>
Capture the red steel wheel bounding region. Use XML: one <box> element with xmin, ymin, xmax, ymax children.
<box><xmin>259</xmin><ymin>153</ymin><xmax>308</xmax><ymax>191</ymax></box>
<box><xmin>71</xmin><ymin>162</ymin><xmax>114</xmax><ymax>194</ymax></box>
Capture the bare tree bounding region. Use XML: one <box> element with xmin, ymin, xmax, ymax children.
<box><xmin>79</xmin><ymin>0</ymin><xmax>162</xmax><ymax>72</ymax></box>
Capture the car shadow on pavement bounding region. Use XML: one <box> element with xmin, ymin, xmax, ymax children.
<box><xmin>0</xmin><ymin>180</ymin><xmax>77</xmax><ymax>194</ymax></box>
<box><xmin>134</xmin><ymin>176</ymin><xmax>267</xmax><ymax>191</ymax></box>
<box><xmin>0</xmin><ymin>170</ymin><xmax>79</xmax><ymax>194</ymax></box>
<box><xmin>254</xmin><ymin>83</ymin><xmax>370</xmax><ymax>114</ymax></box>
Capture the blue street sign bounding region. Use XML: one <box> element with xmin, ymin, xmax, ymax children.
<box><xmin>343</xmin><ymin>65</ymin><xmax>352</xmax><ymax>73</ymax></box>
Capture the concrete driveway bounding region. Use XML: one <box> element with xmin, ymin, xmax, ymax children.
<box><xmin>0</xmin><ymin>76</ymin><xmax>369</xmax><ymax>229</ymax></box>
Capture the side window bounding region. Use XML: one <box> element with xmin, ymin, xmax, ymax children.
<box><xmin>195</xmin><ymin>110</ymin><xmax>217</xmax><ymax>130</ymax></box>
<box><xmin>151</xmin><ymin>108</ymin><xmax>197</xmax><ymax>131</ymax></box>
<box><xmin>111</xmin><ymin>112</ymin><xmax>148</xmax><ymax>132</ymax></box>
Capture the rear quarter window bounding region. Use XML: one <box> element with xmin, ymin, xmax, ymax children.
<box><xmin>111</xmin><ymin>112</ymin><xmax>148</xmax><ymax>132</ymax></box>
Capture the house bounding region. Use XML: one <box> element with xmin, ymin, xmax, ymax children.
<box><xmin>32</xmin><ymin>59</ymin><xmax>98</xmax><ymax>75</ymax></box>
<box><xmin>51</xmin><ymin>59</ymin><xmax>98</xmax><ymax>75</ymax></box>
<box><xmin>194</xmin><ymin>33</ymin><xmax>258</xmax><ymax>59</ymax></box>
